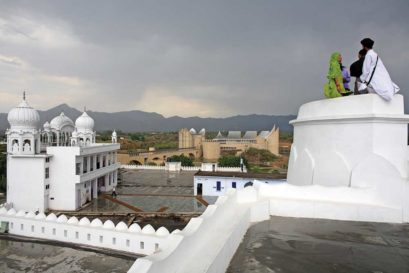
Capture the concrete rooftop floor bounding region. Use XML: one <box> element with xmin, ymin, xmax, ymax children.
<box><xmin>227</xmin><ymin>216</ymin><xmax>409</xmax><ymax>273</ymax></box>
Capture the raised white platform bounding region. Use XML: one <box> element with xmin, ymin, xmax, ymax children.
<box><xmin>278</xmin><ymin>94</ymin><xmax>409</xmax><ymax>223</ymax></box>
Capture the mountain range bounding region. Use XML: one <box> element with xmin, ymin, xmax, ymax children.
<box><xmin>0</xmin><ymin>104</ymin><xmax>296</xmax><ymax>133</ymax></box>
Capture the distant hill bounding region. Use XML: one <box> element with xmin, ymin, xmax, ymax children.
<box><xmin>0</xmin><ymin>103</ymin><xmax>296</xmax><ymax>133</ymax></box>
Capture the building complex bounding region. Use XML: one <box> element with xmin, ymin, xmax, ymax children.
<box><xmin>5</xmin><ymin>95</ymin><xmax>119</xmax><ymax>212</ymax></box>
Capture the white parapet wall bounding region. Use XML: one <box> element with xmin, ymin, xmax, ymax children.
<box><xmin>0</xmin><ymin>208</ymin><xmax>171</xmax><ymax>256</ymax></box>
<box><xmin>121</xmin><ymin>164</ymin><xmax>245</xmax><ymax>172</ymax></box>
<box><xmin>128</xmin><ymin>187</ymin><xmax>264</xmax><ymax>273</ymax></box>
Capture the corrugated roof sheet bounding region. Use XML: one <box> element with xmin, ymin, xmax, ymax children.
<box><xmin>243</xmin><ymin>131</ymin><xmax>257</xmax><ymax>139</ymax></box>
<box><xmin>227</xmin><ymin>131</ymin><xmax>242</xmax><ymax>139</ymax></box>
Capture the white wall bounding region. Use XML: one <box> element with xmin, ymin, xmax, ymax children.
<box><xmin>194</xmin><ymin>175</ymin><xmax>284</xmax><ymax>196</ymax></box>
<box><xmin>286</xmin><ymin>94</ymin><xmax>409</xmax><ymax>222</ymax></box>
<box><xmin>7</xmin><ymin>156</ymin><xmax>47</xmax><ymax>212</ymax></box>
<box><xmin>0</xmin><ymin>208</ymin><xmax>171</xmax><ymax>256</ymax></box>
<box><xmin>128</xmin><ymin>187</ymin><xmax>260</xmax><ymax>273</ymax></box>
<box><xmin>47</xmin><ymin>147</ymin><xmax>79</xmax><ymax>210</ymax></box>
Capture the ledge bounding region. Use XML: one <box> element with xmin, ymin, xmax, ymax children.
<box><xmin>296</xmin><ymin>94</ymin><xmax>404</xmax><ymax>120</ymax></box>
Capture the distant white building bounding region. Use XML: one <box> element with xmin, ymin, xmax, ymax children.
<box><xmin>193</xmin><ymin>171</ymin><xmax>285</xmax><ymax>196</ymax></box>
<box><xmin>6</xmin><ymin>94</ymin><xmax>120</xmax><ymax>212</ymax></box>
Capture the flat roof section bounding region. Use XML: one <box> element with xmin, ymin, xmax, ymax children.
<box><xmin>194</xmin><ymin>171</ymin><xmax>286</xmax><ymax>180</ymax></box>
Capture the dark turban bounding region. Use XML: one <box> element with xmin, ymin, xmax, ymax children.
<box><xmin>361</xmin><ymin>38</ymin><xmax>374</xmax><ymax>49</ymax></box>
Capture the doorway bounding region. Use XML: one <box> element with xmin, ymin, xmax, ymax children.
<box><xmin>197</xmin><ymin>183</ymin><xmax>203</xmax><ymax>195</ymax></box>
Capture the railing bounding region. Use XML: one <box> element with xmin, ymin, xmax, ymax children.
<box><xmin>0</xmin><ymin>208</ymin><xmax>171</xmax><ymax>256</ymax></box>
<box><xmin>121</xmin><ymin>165</ymin><xmax>167</xmax><ymax>170</ymax></box>
<box><xmin>121</xmin><ymin>164</ymin><xmax>247</xmax><ymax>173</ymax></box>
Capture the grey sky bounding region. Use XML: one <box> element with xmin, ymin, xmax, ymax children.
<box><xmin>0</xmin><ymin>0</ymin><xmax>408</xmax><ymax>117</ymax></box>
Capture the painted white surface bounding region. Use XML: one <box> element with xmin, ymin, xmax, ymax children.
<box><xmin>194</xmin><ymin>174</ymin><xmax>284</xmax><ymax>196</ymax></box>
<box><xmin>128</xmin><ymin>188</ymin><xmax>255</xmax><ymax>273</ymax></box>
<box><xmin>0</xmin><ymin>209</ymin><xmax>170</xmax><ymax>256</ymax></box>
<box><xmin>121</xmin><ymin>164</ymin><xmax>245</xmax><ymax>173</ymax></box>
<box><xmin>282</xmin><ymin>94</ymin><xmax>409</xmax><ymax>223</ymax></box>
<box><xmin>47</xmin><ymin>145</ymin><xmax>119</xmax><ymax>211</ymax></box>
<box><xmin>7</xmin><ymin>156</ymin><xmax>48</xmax><ymax>212</ymax></box>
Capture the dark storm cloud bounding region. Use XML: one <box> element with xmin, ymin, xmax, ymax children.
<box><xmin>0</xmin><ymin>0</ymin><xmax>408</xmax><ymax>116</ymax></box>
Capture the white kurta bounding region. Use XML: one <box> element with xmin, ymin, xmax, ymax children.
<box><xmin>359</xmin><ymin>49</ymin><xmax>400</xmax><ymax>101</ymax></box>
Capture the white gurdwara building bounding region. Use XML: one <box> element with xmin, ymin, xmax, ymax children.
<box><xmin>5</xmin><ymin>95</ymin><xmax>120</xmax><ymax>212</ymax></box>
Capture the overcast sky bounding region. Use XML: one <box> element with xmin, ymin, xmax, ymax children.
<box><xmin>0</xmin><ymin>0</ymin><xmax>408</xmax><ymax>117</ymax></box>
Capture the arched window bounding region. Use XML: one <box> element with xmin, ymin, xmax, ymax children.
<box><xmin>12</xmin><ymin>139</ymin><xmax>19</xmax><ymax>152</ymax></box>
<box><xmin>23</xmin><ymin>139</ymin><xmax>31</xmax><ymax>152</ymax></box>
<box><xmin>244</xmin><ymin>181</ymin><xmax>253</xmax><ymax>187</ymax></box>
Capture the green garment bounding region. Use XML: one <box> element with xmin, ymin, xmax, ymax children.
<box><xmin>324</xmin><ymin>52</ymin><xmax>346</xmax><ymax>98</ymax></box>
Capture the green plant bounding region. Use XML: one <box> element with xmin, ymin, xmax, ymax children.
<box><xmin>218</xmin><ymin>155</ymin><xmax>248</xmax><ymax>168</ymax></box>
<box><xmin>167</xmin><ymin>155</ymin><xmax>194</xmax><ymax>166</ymax></box>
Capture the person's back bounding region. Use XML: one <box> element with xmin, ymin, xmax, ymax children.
<box><xmin>350</xmin><ymin>49</ymin><xmax>366</xmax><ymax>95</ymax></box>
<box><xmin>358</xmin><ymin>38</ymin><xmax>400</xmax><ymax>100</ymax></box>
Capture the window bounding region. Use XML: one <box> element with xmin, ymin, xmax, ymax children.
<box><xmin>45</xmin><ymin>157</ymin><xmax>50</xmax><ymax>163</ymax></box>
<box><xmin>100</xmin><ymin>236</ymin><xmax>103</xmax><ymax>243</ymax></box>
<box><xmin>87</xmin><ymin>234</ymin><xmax>91</xmax><ymax>241</ymax></box>
<box><xmin>20</xmin><ymin>224</ymin><xmax>24</xmax><ymax>230</ymax></box>
<box><xmin>103</xmin><ymin>156</ymin><xmax>106</xmax><ymax>167</ymax></box>
<box><xmin>112</xmin><ymin>237</ymin><xmax>116</xmax><ymax>245</ymax></box>
<box><xmin>83</xmin><ymin>157</ymin><xmax>88</xmax><ymax>173</ymax></box>
<box><xmin>45</xmin><ymin>167</ymin><xmax>49</xmax><ymax>179</ymax></box>
<box><xmin>90</xmin><ymin>157</ymin><xmax>94</xmax><ymax>172</ymax></box>
<box><xmin>140</xmin><ymin>242</ymin><xmax>144</xmax><ymax>249</ymax></box>
<box><xmin>126</xmin><ymin>239</ymin><xmax>130</xmax><ymax>247</ymax></box>
<box><xmin>41</xmin><ymin>227</ymin><xmax>45</xmax><ymax>233</ymax></box>
<box><xmin>97</xmin><ymin>157</ymin><xmax>100</xmax><ymax>169</ymax></box>
<box><xmin>64</xmin><ymin>230</ymin><xmax>67</xmax><ymax>237</ymax></box>
<box><xmin>31</xmin><ymin>225</ymin><xmax>34</xmax><ymax>232</ymax></box>
<box><xmin>76</xmin><ymin>163</ymin><xmax>81</xmax><ymax>175</ymax></box>
<box><xmin>216</xmin><ymin>181</ymin><xmax>221</xmax><ymax>192</ymax></box>
<box><xmin>53</xmin><ymin>228</ymin><xmax>56</xmax><ymax>235</ymax></box>
<box><xmin>45</xmin><ymin>184</ymin><xmax>50</xmax><ymax>190</ymax></box>
<box><xmin>232</xmin><ymin>182</ymin><xmax>237</xmax><ymax>189</ymax></box>
<box><xmin>155</xmin><ymin>243</ymin><xmax>159</xmax><ymax>251</ymax></box>
<box><xmin>75</xmin><ymin>231</ymin><xmax>79</xmax><ymax>239</ymax></box>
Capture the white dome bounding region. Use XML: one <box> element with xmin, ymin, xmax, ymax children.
<box><xmin>112</xmin><ymin>130</ymin><xmax>117</xmax><ymax>137</ymax></box>
<box><xmin>199</xmin><ymin>128</ymin><xmax>206</xmax><ymax>135</ymax></box>
<box><xmin>75</xmin><ymin>112</ymin><xmax>94</xmax><ymax>132</ymax></box>
<box><xmin>50</xmin><ymin>112</ymin><xmax>74</xmax><ymax>131</ymax></box>
<box><xmin>72</xmin><ymin>129</ymin><xmax>79</xmax><ymax>138</ymax></box>
<box><xmin>7</xmin><ymin>99</ymin><xmax>40</xmax><ymax>129</ymax></box>
<box><xmin>43</xmin><ymin>121</ymin><xmax>51</xmax><ymax>131</ymax></box>
<box><xmin>189</xmin><ymin>128</ymin><xmax>197</xmax><ymax>134</ymax></box>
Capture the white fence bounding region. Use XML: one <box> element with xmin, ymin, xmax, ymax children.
<box><xmin>121</xmin><ymin>164</ymin><xmax>246</xmax><ymax>172</ymax></box>
<box><xmin>0</xmin><ymin>208</ymin><xmax>172</xmax><ymax>256</ymax></box>
<box><xmin>121</xmin><ymin>165</ymin><xmax>167</xmax><ymax>170</ymax></box>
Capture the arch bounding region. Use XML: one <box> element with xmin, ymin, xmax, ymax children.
<box><xmin>244</xmin><ymin>181</ymin><xmax>253</xmax><ymax>187</ymax></box>
<box><xmin>12</xmin><ymin>139</ymin><xmax>19</xmax><ymax>152</ymax></box>
<box><xmin>23</xmin><ymin>139</ymin><xmax>31</xmax><ymax>152</ymax></box>
<box><xmin>129</xmin><ymin>160</ymin><xmax>142</xmax><ymax>165</ymax></box>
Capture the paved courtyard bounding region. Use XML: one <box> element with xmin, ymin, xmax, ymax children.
<box><xmin>227</xmin><ymin>216</ymin><xmax>409</xmax><ymax>273</ymax></box>
<box><xmin>79</xmin><ymin>169</ymin><xmax>216</xmax><ymax>214</ymax></box>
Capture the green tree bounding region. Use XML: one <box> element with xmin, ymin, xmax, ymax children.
<box><xmin>218</xmin><ymin>155</ymin><xmax>248</xmax><ymax>168</ymax></box>
<box><xmin>167</xmin><ymin>155</ymin><xmax>194</xmax><ymax>166</ymax></box>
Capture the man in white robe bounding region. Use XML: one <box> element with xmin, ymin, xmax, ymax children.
<box><xmin>358</xmin><ymin>38</ymin><xmax>400</xmax><ymax>101</ymax></box>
